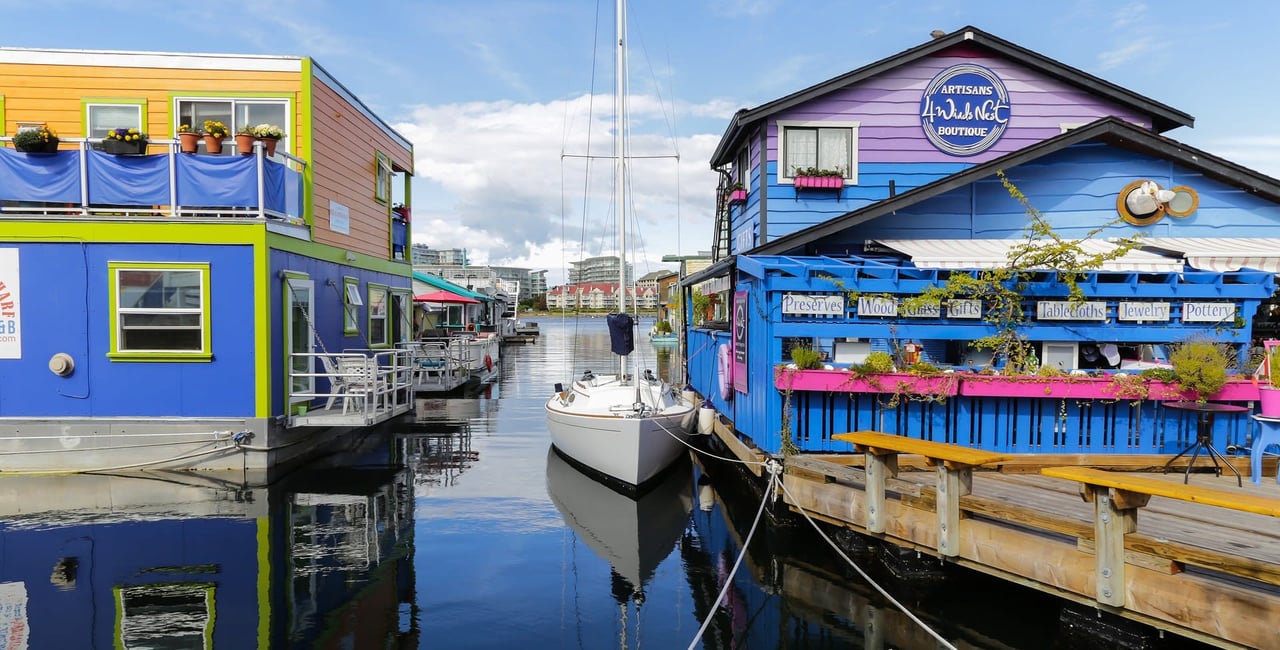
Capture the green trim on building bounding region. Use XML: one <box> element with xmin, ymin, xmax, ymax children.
<box><xmin>106</xmin><ymin>261</ymin><xmax>213</xmax><ymax>362</ymax></box>
<box><xmin>81</xmin><ymin>97</ymin><xmax>148</xmax><ymax>138</ymax></box>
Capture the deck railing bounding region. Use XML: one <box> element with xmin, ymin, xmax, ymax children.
<box><xmin>288</xmin><ymin>350</ymin><xmax>413</xmax><ymax>420</ymax></box>
<box><xmin>0</xmin><ymin>137</ymin><xmax>305</xmax><ymax>223</ymax></box>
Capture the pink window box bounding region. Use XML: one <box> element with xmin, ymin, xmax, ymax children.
<box><xmin>727</xmin><ymin>189</ymin><xmax>747</xmax><ymax>204</ymax></box>
<box><xmin>775</xmin><ymin>369</ymin><xmax>958</xmax><ymax>396</ymax></box>
<box><xmin>794</xmin><ymin>175</ymin><xmax>844</xmax><ymax>189</ymax></box>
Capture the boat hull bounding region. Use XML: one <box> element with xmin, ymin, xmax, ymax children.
<box><xmin>545</xmin><ymin>379</ymin><xmax>694</xmax><ymax>488</ymax></box>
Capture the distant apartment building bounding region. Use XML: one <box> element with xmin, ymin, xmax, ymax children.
<box><xmin>410</xmin><ymin>244</ymin><xmax>469</xmax><ymax>266</ymax></box>
<box><xmin>569</xmin><ymin>255</ymin><xmax>634</xmax><ymax>284</ymax></box>
<box><xmin>546</xmin><ymin>283</ymin><xmax>658</xmax><ymax>310</ymax></box>
<box><xmin>412</xmin><ymin>261</ymin><xmax>544</xmax><ymax>303</ymax></box>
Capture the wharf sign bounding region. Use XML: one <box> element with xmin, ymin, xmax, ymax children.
<box><xmin>782</xmin><ymin>293</ymin><xmax>845</xmax><ymax>317</ymax></box>
<box><xmin>920</xmin><ymin>64</ymin><xmax>1011</xmax><ymax>156</ymax></box>
<box><xmin>0</xmin><ymin>249</ymin><xmax>19</xmax><ymax>359</ymax></box>
<box><xmin>1036</xmin><ymin>301</ymin><xmax>1106</xmax><ymax>321</ymax></box>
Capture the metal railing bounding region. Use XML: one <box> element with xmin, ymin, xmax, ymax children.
<box><xmin>0</xmin><ymin>136</ymin><xmax>306</xmax><ymax>223</ymax></box>
<box><xmin>288</xmin><ymin>350</ymin><xmax>413</xmax><ymax>420</ymax></box>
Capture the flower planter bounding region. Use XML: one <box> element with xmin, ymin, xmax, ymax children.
<box><xmin>178</xmin><ymin>132</ymin><xmax>200</xmax><ymax>154</ymax></box>
<box><xmin>15</xmin><ymin>139</ymin><xmax>58</xmax><ymax>153</ymax></box>
<box><xmin>1261</xmin><ymin>387</ymin><xmax>1280</xmax><ymax>417</ymax></box>
<box><xmin>203</xmin><ymin>135</ymin><xmax>224</xmax><ymax>154</ymax></box>
<box><xmin>727</xmin><ymin>188</ymin><xmax>747</xmax><ymax>204</ymax></box>
<box><xmin>102</xmin><ymin>138</ymin><xmax>147</xmax><ymax>155</ymax></box>
<box><xmin>958</xmin><ymin>375</ymin><xmax>1116</xmax><ymax>399</ymax></box>
<box><xmin>260</xmin><ymin>136</ymin><xmax>279</xmax><ymax>157</ymax></box>
<box><xmin>794</xmin><ymin>175</ymin><xmax>844</xmax><ymax>189</ymax></box>
<box><xmin>235</xmin><ymin>134</ymin><xmax>256</xmax><ymax>155</ymax></box>
<box><xmin>775</xmin><ymin>369</ymin><xmax>958</xmax><ymax>396</ymax></box>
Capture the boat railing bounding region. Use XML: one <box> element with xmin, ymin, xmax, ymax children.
<box><xmin>397</xmin><ymin>341</ymin><xmax>466</xmax><ymax>387</ymax></box>
<box><xmin>0</xmin><ymin>136</ymin><xmax>306</xmax><ymax>223</ymax></box>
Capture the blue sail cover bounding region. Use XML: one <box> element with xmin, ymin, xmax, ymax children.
<box><xmin>607</xmin><ymin>312</ymin><xmax>635</xmax><ymax>356</ymax></box>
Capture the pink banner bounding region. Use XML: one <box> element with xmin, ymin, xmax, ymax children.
<box><xmin>733</xmin><ymin>290</ymin><xmax>748</xmax><ymax>394</ymax></box>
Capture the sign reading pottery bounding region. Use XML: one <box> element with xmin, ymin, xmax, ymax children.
<box><xmin>948</xmin><ymin>299</ymin><xmax>982</xmax><ymax>319</ymax></box>
<box><xmin>0</xmin><ymin>249</ymin><xmax>20</xmax><ymax>359</ymax></box>
<box><xmin>1036</xmin><ymin>301</ymin><xmax>1106</xmax><ymax>321</ymax></box>
<box><xmin>1118</xmin><ymin>302</ymin><xmax>1171</xmax><ymax>322</ymax></box>
<box><xmin>1182</xmin><ymin>302</ymin><xmax>1236</xmax><ymax>323</ymax></box>
<box><xmin>857</xmin><ymin>296</ymin><xmax>897</xmax><ymax>318</ymax></box>
<box><xmin>919</xmin><ymin>64</ymin><xmax>1010</xmax><ymax>156</ymax></box>
<box><xmin>782</xmin><ymin>293</ymin><xmax>844</xmax><ymax>316</ymax></box>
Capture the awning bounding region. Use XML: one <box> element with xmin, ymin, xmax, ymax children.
<box><xmin>1139</xmin><ymin>237</ymin><xmax>1280</xmax><ymax>273</ymax></box>
<box><xmin>414</xmin><ymin>290</ymin><xmax>479</xmax><ymax>304</ymax></box>
<box><xmin>870</xmin><ymin>239</ymin><xmax>1184</xmax><ymax>273</ymax></box>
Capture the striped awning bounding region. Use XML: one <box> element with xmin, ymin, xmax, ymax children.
<box><xmin>870</xmin><ymin>239</ymin><xmax>1184</xmax><ymax>273</ymax></box>
<box><xmin>1139</xmin><ymin>238</ymin><xmax>1280</xmax><ymax>273</ymax></box>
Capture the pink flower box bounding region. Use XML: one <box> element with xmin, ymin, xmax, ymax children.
<box><xmin>727</xmin><ymin>188</ymin><xmax>747</xmax><ymax>204</ymax></box>
<box><xmin>794</xmin><ymin>175</ymin><xmax>844</xmax><ymax>189</ymax></box>
<box><xmin>774</xmin><ymin>369</ymin><xmax>958</xmax><ymax>396</ymax></box>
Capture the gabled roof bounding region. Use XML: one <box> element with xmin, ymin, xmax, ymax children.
<box><xmin>710</xmin><ymin>26</ymin><xmax>1193</xmax><ymax>167</ymax></box>
<box><xmin>751</xmin><ymin>117</ymin><xmax>1280</xmax><ymax>257</ymax></box>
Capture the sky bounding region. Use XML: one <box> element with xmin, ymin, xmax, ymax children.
<box><xmin>6</xmin><ymin>0</ymin><xmax>1280</xmax><ymax>286</ymax></box>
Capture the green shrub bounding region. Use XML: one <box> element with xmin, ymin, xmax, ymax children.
<box><xmin>1170</xmin><ymin>340</ymin><xmax>1229</xmax><ymax>402</ymax></box>
<box><xmin>790</xmin><ymin>346</ymin><xmax>823</xmax><ymax>370</ymax></box>
<box><xmin>861</xmin><ymin>351</ymin><xmax>895</xmax><ymax>374</ymax></box>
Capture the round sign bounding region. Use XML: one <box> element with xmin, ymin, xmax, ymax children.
<box><xmin>920</xmin><ymin>64</ymin><xmax>1011</xmax><ymax>156</ymax></box>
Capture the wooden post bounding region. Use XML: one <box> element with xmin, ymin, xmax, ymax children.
<box><xmin>1081</xmin><ymin>484</ymin><xmax>1145</xmax><ymax>607</ymax></box>
<box><xmin>864</xmin><ymin>451</ymin><xmax>897</xmax><ymax>534</ymax></box>
<box><xmin>935</xmin><ymin>462</ymin><xmax>972</xmax><ymax>557</ymax></box>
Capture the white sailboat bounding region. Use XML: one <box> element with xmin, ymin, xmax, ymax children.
<box><xmin>544</xmin><ymin>0</ymin><xmax>695</xmax><ymax>491</ymax></box>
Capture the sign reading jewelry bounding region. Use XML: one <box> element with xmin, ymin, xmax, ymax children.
<box><xmin>920</xmin><ymin>64</ymin><xmax>1010</xmax><ymax>156</ymax></box>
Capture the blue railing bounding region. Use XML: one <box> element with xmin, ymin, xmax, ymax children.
<box><xmin>0</xmin><ymin>138</ymin><xmax>305</xmax><ymax>222</ymax></box>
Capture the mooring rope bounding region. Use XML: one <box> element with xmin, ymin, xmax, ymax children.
<box><xmin>773</xmin><ymin>475</ymin><xmax>958</xmax><ymax>650</ymax></box>
<box><xmin>685</xmin><ymin>465</ymin><xmax>777</xmax><ymax>650</ymax></box>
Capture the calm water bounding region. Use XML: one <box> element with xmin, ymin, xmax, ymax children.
<box><xmin>0</xmin><ymin>318</ymin><xmax>1212</xmax><ymax>648</ymax></box>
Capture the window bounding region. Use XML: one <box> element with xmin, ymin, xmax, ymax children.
<box><xmin>343</xmin><ymin>277</ymin><xmax>362</xmax><ymax>335</ymax></box>
<box><xmin>175</xmin><ymin>98</ymin><xmax>289</xmax><ymax>154</ymax></box>
<box><xmin>374</xmin><ymin>151</ymin><xmax>391</xmax><ymax>204</ymax></box>
<box><xmin>736</xmin><ymin>147</ymin><xmax>750</xmax><ymax>188</ymax></box>
<box><xmin>778</xmin><ymin>120</ymin><xmax>859</xmax><ymax>183</ymax></box>
<box><xmin>367</xmin><ymin>284</ymin><xmax>388</xmax><ymax>347</ymax></box>
<box><xmin>108</xmin><ymin>262</ymin><xmax>211</xmax><ymax>361</ymax></box>
<box><xmin>85</xmin><ymin>100</ymin><xmax>145</xmax><ymax>139</ymax></box>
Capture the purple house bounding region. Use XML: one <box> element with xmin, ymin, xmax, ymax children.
<box><xmin>685</xmin><ymin>26</ymin><xmax>1280</xmax><ymax>459</ymax></box>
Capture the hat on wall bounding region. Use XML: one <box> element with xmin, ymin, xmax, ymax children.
<box><xmin>1100</xmin><ymin>344</ymin><xmax>1120</xmax><ymax>366</ymax></box>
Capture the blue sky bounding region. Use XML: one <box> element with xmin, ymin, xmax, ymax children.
<box><xmin>6</xmin><ymin>0</ymin><xmax>1280</xmax><ymax>284</ymax></box>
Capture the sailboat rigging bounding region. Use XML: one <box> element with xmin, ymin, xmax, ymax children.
<box><xmin>544</xmin><ymin>0</ymin><xmax>695</xmax><ymax>491</ymax></box>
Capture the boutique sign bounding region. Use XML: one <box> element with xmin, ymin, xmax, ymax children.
<box><xmin>920</xmin><ymin>64</ymin><xmax>1011</xmax><ymax>156</ymax></box>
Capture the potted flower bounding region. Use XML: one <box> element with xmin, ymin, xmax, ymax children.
<box><xmin>202</xmin><ymin>120</ymin><xmax>229</xmax><ymax>154</ymax></box>
<box><xmin>235</xmin><ymin>125</ymin><xmax>257</xmax><ymax>155</ymax></box>
<box><xmin>12</xmin><ymin>124</ymin><xmax>59</xmax><ymax>153</ymax></box>
<box><xmin>793</xmin><ymin>166</ymin><xmax>845</xmax><ymax>189</ymax></box>
<box><xmin>176</xmin><ymin>124</ymin><xmax>200</xmax><ymax>154</ymax></box>
<box><xmin>102</xmin><ymin>127</ymin><xmax>148</xmax><ymax>155</ymax></box>
<box><xmin>251</xmin><ymin>123</ymin><xmax>285</xmax><ymax>156</ymax></box>
<box><xmin>1258</xmin><ymin>342</ymin><xmax>1280</xmax><ymax>416</ymax></box>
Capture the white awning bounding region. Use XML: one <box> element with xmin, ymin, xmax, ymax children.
<box><xmin>871</xmin><ymin>239</ymin><xmax>1184</xmax><ymax>273</ymax></box>
<box><xmin>1139</xmin><ymin>237</ymin><xmax>1280</xmax><ymax>273</ymax></box>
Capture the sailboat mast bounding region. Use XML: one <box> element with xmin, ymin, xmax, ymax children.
<box><xmin>615</xmin><ymin>0</ymin><xmax>629</xmax><ymax>381</ymax></box>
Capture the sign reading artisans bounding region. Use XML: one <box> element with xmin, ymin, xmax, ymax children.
<box><xmin>0</xmin><ymin>249</ymin><xmax>19</xmax><ymax>359</ymax></box>
<box><xmin>920</xmin><ymin>64</ymin><xmax>1011</xmax><ymax>156</ymax></box>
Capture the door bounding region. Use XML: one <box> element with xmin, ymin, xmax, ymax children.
<box><xmin>285</xmin><ymin>276</ymin><xmax>315</xmax><ymax>404</ymax></box>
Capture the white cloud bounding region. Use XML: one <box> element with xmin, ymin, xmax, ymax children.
<box><xmin>396</xmin><ymin>94</ymin><xmax>724</xmax><ymax>286</ymax></box>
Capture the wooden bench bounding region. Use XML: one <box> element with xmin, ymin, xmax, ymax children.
<box><xmin>832</xmin><ymin>431</ymin><xmax>1008</xmax><ymax>557</ymax></box>
<box><xmin>1041</xmin><ymin>465</ymin><xmax>1280</xmax><ymax>607</ymax></box>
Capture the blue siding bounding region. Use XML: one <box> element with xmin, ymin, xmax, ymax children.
<box><xmin>0</xmin><ymin>243</ymin><xmax>256</xmax><ymax>418</ymax></box>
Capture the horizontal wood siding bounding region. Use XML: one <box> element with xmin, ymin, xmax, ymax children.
<box><xmin>310</xmin><ymin>77</ymin><xmax>413</xmax><ymax>258</ymax></box>
<box><xmin>0</xmin><ymin>63</ymin><xmax>299</xmax><ymax>140</ymax></box>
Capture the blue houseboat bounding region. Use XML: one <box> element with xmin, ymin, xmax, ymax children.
<box><xmin>0</xmin><ymin>48</ymin><xmax>418</xmax><ymax>472</ymax></box>
<box><xmin>684</xmin><ymin>26</ymin><xmax>1280</xmax><ymax>459</ymax></box>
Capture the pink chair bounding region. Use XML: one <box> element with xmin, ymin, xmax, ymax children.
<box><xmin>1250</xmin><ymin>415</ymin><xmax>1280</xmax><ymax>485</ymax></box>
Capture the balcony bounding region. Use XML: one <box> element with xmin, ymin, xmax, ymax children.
<box><xmin>0</xmin><ymin>138</ymin><xmax>306</xmax><ymax>225</ymax></box>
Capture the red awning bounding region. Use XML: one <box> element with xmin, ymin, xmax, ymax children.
<box><xmin>414</xmin><ymin>290</ymin><xmax>479</xmax><ymax>304</ymax></box>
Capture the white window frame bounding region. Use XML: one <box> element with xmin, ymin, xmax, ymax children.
<box><xmin>736</xmin><ymin>147</ymin><xmax>750</xmax><ymax>188</ymax></box>
<box><xmin>86</xmin><ymin>103</ymin><xmax>143</xmax><ymax>139</ymax></box>
<box><xmin>777</xmin><ymin>120</ymin><xmax>860</xmax><ymax>185</ymax></box>
<box><xmin>375</xmin><ymin>151</ymin><xmax>392</xmax><ymax>204</ymax></box>
<box><xmin>367</xmin><ymin>284</ymin><xmax>389</xmax><ymax>348</ymax></box>
<box><xmin>173</xmin><ymin>97</ymin><xmax>291</xmax><ymax>154</ymax></box>
<box><xmin>343</xmin><ymin>277</ymin><xmax>362</xmax><ymax>335</ymax></box>
<box><xmin>108</xmin><ymin>262</ymin><xmax>210</xmax><ymax>360</ymax></box>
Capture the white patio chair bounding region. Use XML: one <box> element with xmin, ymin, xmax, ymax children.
<box><xmin>318</xmin><ymin>354</ymin><xmax>348</xmax><ymax>411</ymax></box>
<box><xmin>336</xmin><ymin>356</ymin><xmax>379</xmax><ymax>415</ymax></box>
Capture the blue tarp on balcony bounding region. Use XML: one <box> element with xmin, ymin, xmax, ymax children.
<box><xmin>0</xmin><ymin>147</ymin><xmax>303</xmax><ymax>218</ymax></box>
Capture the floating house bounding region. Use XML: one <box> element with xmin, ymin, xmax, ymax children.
<box><xmin>0</xmin><ymin>47</ymin><xmax>418</xmax><ymax>472</ymax></box>
<box><xmin>684</xmin><ymin>26</ymin><xmax>1280</xmax><ymax>458</ymax></box>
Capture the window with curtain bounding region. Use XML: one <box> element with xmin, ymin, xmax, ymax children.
<box><xmin>779</xmin><ymin>121</ymin><xmax>859</xmax><ymax>182</ymax></box>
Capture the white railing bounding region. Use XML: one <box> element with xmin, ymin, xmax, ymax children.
<box><xmin>396</xmin><ymin>341</ymin><xmax>467</xmax><ymax>389</ymax></box>
<box><xmin>289</xmin><ymin>349</ymin><xmax>413</xmax><ymax>419</ymax></box>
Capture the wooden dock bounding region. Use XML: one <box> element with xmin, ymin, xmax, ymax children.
<box><xmin>704</xmin><ymin>420</ymin><xmax>1280</xmax><ymax>649</ymax></box>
